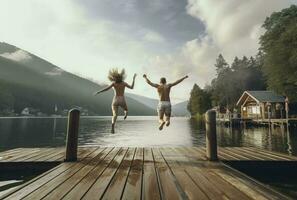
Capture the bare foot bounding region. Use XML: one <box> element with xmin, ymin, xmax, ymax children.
<box><xmin>166</xmin><ymin>121</ymin><xmax>170</xmax><ymax>127</ymax></box>
<box><xmin>124</xmin><ymin>112</ymin><xmax>128</xmax><ymax>120</ymax></box>
<box><xmin>111</xmin><ymin>124</ymin><xmax>115</xmax><ymax>134</ymax></box>
<box><xmin>159</xmin><ymin>121</ymin><xmax>165</xmax><ymax>130</ymax></box>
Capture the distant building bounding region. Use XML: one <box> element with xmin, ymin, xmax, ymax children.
<box><xmin>21</xmin><ymin>107</ymin><xmax>30</xmax><ymax>116</ymax></box>
<box><xmin>236</xmin><ymin>91</ymin><xmax>285</xmax><ymax>120</ymax></box>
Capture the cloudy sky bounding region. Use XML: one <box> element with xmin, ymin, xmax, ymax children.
<box><xmin>0</xmin><ymin>0</ymin><xmax>296</xmax><ymax>103</ymax></box>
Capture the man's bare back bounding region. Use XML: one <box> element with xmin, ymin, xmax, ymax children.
<box><xmin>157</xmin><ymin>84</ymin><xmax>171</xmax><ymax>101</ymax></box>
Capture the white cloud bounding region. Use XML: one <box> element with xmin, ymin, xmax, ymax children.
<box><xmin>1</xmin><ymin>0</ymin><xmax>295</xmax><ymax>103</ymax></box>
<box><xmin>143</xmin><ymin>31</ymin><xmax>165</xmax><ymax>43</ymax></box>
<box><xmin>45</xmin><ymin>67</ymin><xmax>64</xmax><ymax>76</ymax></box>
<box><xmin>145</xmin><ymin>0</ymin><xmax>296</xmax><ymax>100</ymax></box>
<box><xmin>0</xmin><ymin>0</ymin><xmax>155</xmax><ymax>83</ymax></box>
<box><xmin>0</xmin><ymin>50</ymin><xmax>32</xmax><ymax>62</ymax></box>
<box><xmin>186</xmin><ymin>0</ymin><xmax>294</xmax><ymax>60</ymax></box>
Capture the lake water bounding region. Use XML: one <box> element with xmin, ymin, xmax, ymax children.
<box><xmin>0</xmin><ymin>116</ymin><xmax>296</xmax><ymax>156</ymax></box>
<box><xmin>1</xmin><ymin>116</ymin><xmax>297</xmax><ymax>197</ymax></box>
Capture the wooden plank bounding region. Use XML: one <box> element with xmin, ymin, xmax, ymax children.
<box><xmin>225</xmin><ymin>148</ymin><xmax>270</xmax><ymax>161</ymax></box>
<box><xmin>18</xmin><ymin>148</ymin><xmax>54</xmax><ymax>162</ymax></box>
<box><xmin>214</xmin><ymin>170</ymin><xmax>274</xmax><ymax>200</ymax></box>
<box><xmin>220</xmin><ymin>148</ymin><xmax>252</xmax><ymax>160</ymax></box>
<box><xmin>101</xmin><ymin>148</ymin><xmax>136</xmax><ymax>200</ymax></box>
<box><xmin>24</xmin><ymin>148</ymin><xmax>102</xmax><ymax>199</ymax></box>
<box><xmin>42</xmin><ymin>148</ymin><xmax>112</xmax><ymax>200</ymax></box>
<box><xmin>81</xmin><ymin>148</ymin><xmax>128</xmax><ymax>199</ymax></box>
<box><xmin>173</xmin><ymin>148</ymin><xmax>253</xmax><ymax>200</ymax></box>
<box><xmin>2</xmin><ymin>148</ymin><xmax>95</xmax><ymax>200</ymax></box>
<box><xmin>192</xmin><ymin>167</ymin><xmax>252</xmax><ymax>200</ymax></box>
<box><xmin>35</xmin><ymin>148</ymin><xmax>64</xmax><ymax>161</ymax></box>
<box><xmin>183</xmin><ymin>147</ymin><xmax>206</xmax><ymax>160</ymax></box>
<box><xmin>62</xmin><ymin>148</ymin><xmax>121</xmax><ymax>200</ymax></box>
<box><xmin>0</xmin><ymin>148</ymin><xmax>23</xmax><ymax>157</ymax></box>
<box><xmin>121</xmin><ymin>147</ymin><xmax>143</xmax><ymax>200</ymax></box>
<box><xmin>243</xmin><ymin>147</ymin><xmax>297</xmax><ymax>161</ymax></box>
<box><xmin>1</xmin><ymin>148</ymin><xmax>42</xmax><ymax>162</ymax></box>
<box><xmin>22</xmin><ymin>148</ymin><xmax>105</xmax><ymax>200</ymax></box>
<box><xmin>222</xmin><ymin>148</ymin><xmax>266</xmax><ymax>161</ymax></box>
<box><xmin>142</xmin><ymin>148</ymin><xmax>161</xmax><ymax>200</ymax></box>
<box><xmin>219</xmin><ymin>150</ymin><xmax>243</xmax><ymax>160</ymax></box>
<box><xmin>232</xmin><ymin>147</ymin><xmax>280</xmax><ymax>161</ymax></box>
<box><xmin>161</xmin><ymin>147</ymin><xmax>209</xmax><ymax>200</ymax></box>
<box><xmin>152</xmin><ymin>148</ymin><xmax>183</xmax><ymax>200</ymax></box>
<box><xmin>186</xmin><ymin>166</ymin><xmax>230</xmax><ymax>200</ymax></box>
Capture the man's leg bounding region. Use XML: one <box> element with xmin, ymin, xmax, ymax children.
<box><xmin>165</xmin><ymin>115</ymin><xmax>171</xmax><ymax>126</ymax></box>
<box><xmin>158</xmin><ymin>109</ymin><xmax>165</xmax><ymax>130</ymax></box>
<box><xmin>165</xmin><ymin>106</ymin><xmax>171</xmax><ymax>126</ymax></box>
<box><xmin>111</xmin><ymin>105</ymin><xmax>118</xmax><ymax>133</ymax></box>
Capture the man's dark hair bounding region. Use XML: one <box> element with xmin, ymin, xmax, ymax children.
<box><xmin>160</xmin><ymin>77</ymin><xmax>166</xmax><ymax>84</ymax></box>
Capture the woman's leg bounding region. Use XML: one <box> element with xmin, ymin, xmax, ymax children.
<box><xmin>111</xmin><ymin>105</ymin><xmax>118</xmax><ymax>133</ymax></box>
<box><xmin>121</xmin><ymin>103</ymin><xmax>128</xmax><ymax>120</ymax></box>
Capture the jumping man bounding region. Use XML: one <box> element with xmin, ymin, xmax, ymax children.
<box><xmin>143</xmin><ymin>74</ymin><xmax>188</xmax><ymax>130</ymax></box>
<box><xmin>94</xmin><ymin>68</ymin><xmax>136</xmax><ymax>133</ymax></box>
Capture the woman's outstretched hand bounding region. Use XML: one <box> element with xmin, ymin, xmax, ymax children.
<box><xmin>143</xmin><ymin>74</ymin><xmax>147</xmax><ymax>78</ymax></box>
<box><xmin>93</xmin><ymin>91</ymin><xmax>99</xmax><ymax>96</ymax></box>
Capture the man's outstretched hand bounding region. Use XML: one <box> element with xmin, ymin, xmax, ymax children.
<box><xmin>143</xmin><ymin>74</ymin><xmax>147</xmax><ymax>78</ymax></box>
<box><xmin>133</xmin><ymin>73</ymin><xmax>137</xmax><ymax>79</ymax></box>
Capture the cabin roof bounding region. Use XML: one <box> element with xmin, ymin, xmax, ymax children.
<box><xmin>236</xmin><ymin>91</ymin><xmax>285</xmax><ymax>106</ymax></box>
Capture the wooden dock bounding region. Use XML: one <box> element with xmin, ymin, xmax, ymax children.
<box><xmin>0</xmin><ymin>146</ymin><xmax>296</xmax><ymax>200</ymax></box>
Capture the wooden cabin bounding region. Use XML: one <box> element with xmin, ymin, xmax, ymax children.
<box><xmin>236</xmin><ymin>91</ymin><xmax>285</xmax><ymax>120</ymax></box>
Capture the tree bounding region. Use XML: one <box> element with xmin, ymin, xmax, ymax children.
<box><xmin>187</xmin><ymin>84</ymin><xmax>212</xmax><ymax>116</ymax></box>
<box><xmin>260</xmin><ymin>5</ymin><xmax>297</xmax><ymax>101</ymax></box>
<box><xmin>0</xmin><ymin>84</ymin><xmax>14</xmax><ymax>115</ymax></box>
<box><xmin>215</xmin><ymin>54</ymin><xmax>229</xmax><ymax>75</ymax></box>
<box><xmin>210</xmin><ymin>55</ymin><xmax>266</xmax><ymax>109</ymax></box>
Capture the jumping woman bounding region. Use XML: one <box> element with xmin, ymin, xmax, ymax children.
<box><xmin>94</xmin><ymin>68</ymin><xmax>136</xmax><ymax>133</ymax></box>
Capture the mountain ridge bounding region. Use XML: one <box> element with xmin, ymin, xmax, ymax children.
<box><xmin>0</xmin><ymin>42</ymin><xmax>155</xmax><ymax>116</ymax></box>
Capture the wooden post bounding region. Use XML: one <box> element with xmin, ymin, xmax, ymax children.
<box><xmin>65</xmin><ymin>109</ymin><xmax>80</xmax><ymax>162</ymax></box>
<box><xmin>285</xmin><ymin>97</ymin><xmax>289</xmax><ymax>126</ymax></box>
<box><xmin>205</xmin><ymin>110</ymin><xmax>218</xmax><ymax>161</ymax></box>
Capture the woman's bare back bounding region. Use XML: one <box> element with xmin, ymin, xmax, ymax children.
<box><xmin>113</xmin><ymin>82</ymin><xmax>127</xmax><ymax>96</ymax></box>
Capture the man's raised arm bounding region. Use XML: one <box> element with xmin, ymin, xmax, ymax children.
<box><xmin>168</xmin><ymin>75</ymin><xmax>189</xmax><ymax>87</ymax></box>
<box><xmin>143</xmin><ymin>74</ymin><xmax>159</xmax><ymax>88</ymax></box>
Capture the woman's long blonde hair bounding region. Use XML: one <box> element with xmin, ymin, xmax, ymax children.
<box><xmin>108</xmin><ymin>68</ymin><xmax>126</xmax><ymax>83</ymax></box>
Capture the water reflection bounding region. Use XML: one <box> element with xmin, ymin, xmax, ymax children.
<box><xmin>0</xmin><ymin>117</ymin><xmax>296</xmax><ymax>156</ymax></box>
<box><xmin>217</xmin><ymin>125</ymin><xmax>297</xmax><ymax>155</ymax></box>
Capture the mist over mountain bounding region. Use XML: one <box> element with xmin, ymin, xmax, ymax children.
<box><xmin>126</xmin><ymin>93</ymin><xmax>189</xmax><ymax>116</ymax></box>
<box><xmin>0</xmin><ymin>42</ymin><xmax>155</xmax><ymax>116</ymax></box>
<box><xmin>172</xmin><ymin>101</ymin><xmax>189</xmax><ymax>116</ymax></box>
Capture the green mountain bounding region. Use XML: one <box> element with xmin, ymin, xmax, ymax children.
<box><xmin>172</xmin><ymin>101</ymin><xmax>189</xmax><ymax>116</ymax></box>
<box><xmin>0</xmin><ymin>42</ymin><xmax>155</xmax><ymax>116</ymax></box>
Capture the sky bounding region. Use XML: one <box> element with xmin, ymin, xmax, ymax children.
<box><xmin>0</xmin><ymin>0</ymin><xmax>296</xmax><ymax>104</ymax></box>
